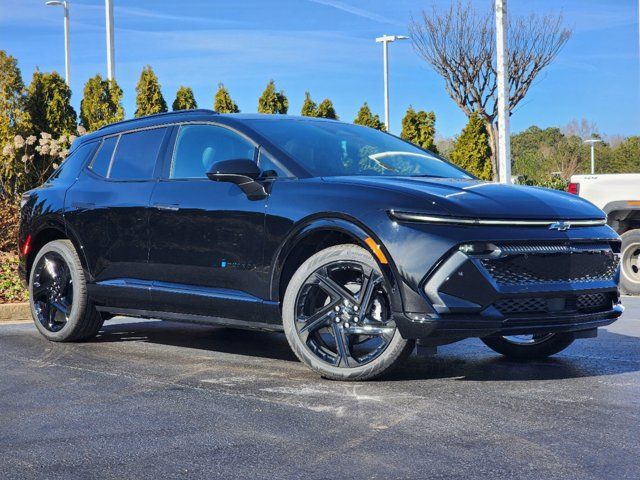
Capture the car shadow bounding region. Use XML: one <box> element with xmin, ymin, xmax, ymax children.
<box><xmin>93</xmin><ymin>319</ymin><xmax>640</xmax><ymax>382</ymax></box>
<box><xmin>93</xmin><ymin>319</ymin><xmax>298</xmax><ymax>362</ymax></box>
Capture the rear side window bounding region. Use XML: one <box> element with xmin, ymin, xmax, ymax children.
<box><xmin>170</xmin><ymin>124</ymin><xmax>256</xmax><ymax>179</ymax></box>
<box><xmin>50</xmin><ymin>141</ymin><xmax>98</xmax><ymax>182</ymax></box>
<box><xmin>109</xmin><ymin>127</ymin><xmax>168</xmax><ymax>180</ymax></box>
<box><xmin>89</xmin><ymin>136</ymin><xmax>117</xmax><ymax>177</ymax></box>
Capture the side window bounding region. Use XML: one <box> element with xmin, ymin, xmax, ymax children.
<box><xmin>258</xmin><ymin>149</ymin><xmax>289</xmax><ymax>178</ymax></box>
<box><xmin>89</xmin><ymin>136</ymin><xmax>117</xmax><ymax>177</ymax></box>
<box><xmin>170</xmin><ymin>124</ymin><xmax>256</xmax><ymax>179</ymax></box>
<box><xmin>50</xmin><ymin>141</ymin><xmax>98</xmax><ymax>182</ymax></box>
<box><xmin>109</xmin><ymin>127</ymin><xmax>167</xmax><ymax>180</ymax></box>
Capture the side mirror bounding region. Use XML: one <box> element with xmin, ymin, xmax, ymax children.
<box><xmin>206</xmin><ymin>159</ymin><xmax>267</xmax><ymax>200</ymax></box>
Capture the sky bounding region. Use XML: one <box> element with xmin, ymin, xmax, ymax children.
<box><xmin>1</xmin><ymin>0</ymin><xmax>638</xmax><ymax>137</ymax></box>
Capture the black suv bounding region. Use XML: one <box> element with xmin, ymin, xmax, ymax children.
<box><xmin>19</xmin><ymin>110</ymin><xmax>623</xmax><ymax>380</ymax></box>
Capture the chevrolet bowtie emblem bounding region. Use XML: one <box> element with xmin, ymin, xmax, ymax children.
<box><xmin>548</xmin><ymin>221</ymin><xmax>571</xmax><ymax>231</ymax></box>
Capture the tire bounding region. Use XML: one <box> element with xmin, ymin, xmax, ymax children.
<box><xmin>481</xmin><ymin>333</ymin><xmax>574</xmax><ymax>360</ymax></box>
<box><xmin>282</xmin><ymin>244</ymin><xmax>414</xmax><ymax>381</ymax></box>
<box><xmin>620</xmin><ymin>229</ymin><xmax>640</xmax><ymax>295</ymax></box>
<box><xmin>29</xmin><ymin>239</ymin><xmax>103</xmax><ymax>342</ymax></box>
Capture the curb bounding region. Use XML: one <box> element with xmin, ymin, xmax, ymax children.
<box><xmin>0</xmin><ymin>302</ymin><xmax>31</xmax><ymax>323</ymax></box>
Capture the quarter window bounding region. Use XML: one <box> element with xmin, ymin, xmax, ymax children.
<box><xmin>170</xmin><ymin>124</ymin><xmax>256</xmax><ymax>179</ymax></box>
<box><xmin>50</xmin><ymin>141</ymin><xmax>98</xmax><ymax>182</ymax></box>
<box><xmin>89</xmin><ymin>136</ymin><xmax>117</xmax><ymax>177</ymax></box>
<box><xmin>109</xmin><ymin>127</ymin><xmax>168</xmax><ymax>180</ymax></box>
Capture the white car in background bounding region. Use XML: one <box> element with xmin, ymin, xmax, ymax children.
<box><xmin>569</xmin><ymin>173</ymin><xmax>640</xmax><ymax>295</ymax></box>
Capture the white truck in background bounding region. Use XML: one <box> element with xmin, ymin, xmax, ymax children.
<box><xmin>569</xmin><ymin>174</ymin><xmax>640</xmax><ymax>295</ymax></box>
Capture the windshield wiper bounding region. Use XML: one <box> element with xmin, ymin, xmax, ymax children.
<box><xmin>410</xmin><ymin>174</ymin><xmax>446</xmax><ymax>178</ymax></box>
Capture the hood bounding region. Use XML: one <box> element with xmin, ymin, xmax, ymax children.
<box><xmin>321</xmin><ymin>176</ymin><xmax>605</xmax><ymax>220</ymax></box>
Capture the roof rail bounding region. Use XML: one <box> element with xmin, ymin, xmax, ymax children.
<box><xmin>97</xmin><ymin>109</ymin><xmax>217</xmax><ymax>130</ymax></box>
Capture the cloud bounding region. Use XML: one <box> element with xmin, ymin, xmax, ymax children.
<box><xmin>307</xmin><ymin>0</ymin><xmax>403</xmax><ymax>26</ymax></box>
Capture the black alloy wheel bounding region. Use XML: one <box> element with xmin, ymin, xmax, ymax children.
<box><xmin>29</xmin><ymin>240</ymin><xmax>104</xmax><ymax>342</ymax></box>
<box><xmin>31</xmin><ymin>251</ymin><xmax>74</xmax><ymax>332</ymax></box>
<box><xmin>283</xmin><ymin>245</ymin><xmax>413</xmax><ymax>380</ymax></box>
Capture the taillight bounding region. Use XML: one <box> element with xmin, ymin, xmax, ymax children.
<box><xmin>567</xmin><ymin>182</ymin><xmax>580</xmax><ymax>195</ymax></box>
<box><xmin>21</xmin><ymin>234</ymin><xmax>32</xmax><ymax>256</ymax></box>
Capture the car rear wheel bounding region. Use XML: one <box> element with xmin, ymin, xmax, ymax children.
<box><xmin>29</xmin><ymin>240</ymin><xmax>103</xmax><ymax>342</ymax></box>
<box><xmin>282</xmin><ymin>244</ymin><xmax>413</xmax><ymax>381</ymax></box>
<box><xmin>620</xmin><ymin>229</ymin><xmax>640</xmax><ymax>295</ymax></box>
<box><xmin>481</xmin><ymin>333</ymin><xmax>574</xmax><ymax>360</ymax></box>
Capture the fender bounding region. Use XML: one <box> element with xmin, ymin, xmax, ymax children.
<box><xmin>269</xmin><ymin>214</ymin><xmax>405</xmax><ymax>312</ymax></box>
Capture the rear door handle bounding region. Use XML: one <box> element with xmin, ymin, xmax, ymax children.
<box><xmin>153</xmin><ymin>203</ymin><xmax>179</xmax><ymax>211</ymax></box>
<box><xmin>72</xmin><ymin>201</ymin><xmax>95</xmax><ymax>209</ymax></box>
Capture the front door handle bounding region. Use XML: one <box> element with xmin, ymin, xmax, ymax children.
<box><xmin>72</xmin><ymin>201</ymin><xmax>95</xmax><ymax>209</ymax></box>
<box><xmin>153</xmin><ymin>203</ymin><xmax>180</xmax><ymax>211</ymax></box>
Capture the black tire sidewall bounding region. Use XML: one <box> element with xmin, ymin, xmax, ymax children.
<box><xmin>620</xmin><ymin>229</ymin><xmax>640</xmax><ymax>295</ymax></box>
<box><xmin>282</xmin><ymin>244</ymin><xmax>412</xmax><ymax>381</ymax></box>
<box><xmin>482</xmin><ymin>333</ymin><xmax>575</xmax><ymax>360</ymax></box>
<box><xmin>29</xmin><ymin>240</ymin><xmax>89</xmax><ymax>342</ymax></box>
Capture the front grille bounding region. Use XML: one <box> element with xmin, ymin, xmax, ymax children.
<box><xmin>480</xmin><ymin>243</ymin><xmax>618</xmax><ymax>286</ymax></box>
<box><xmin>494</xmin><ymin>293</ymin><xmax>612</xmax><ymax>316</ymax></box>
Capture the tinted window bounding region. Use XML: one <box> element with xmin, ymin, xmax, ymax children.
<box><xmin>170</xmin><ymin>124</ymin><xmax>256</xmax><ymax>179</ymax></box>
<box><xmin>109</xmin><ymin>128</ymin><xmax>167</xmax><ymax>180</ymax></box>
<box><xmin>245</xmin><ymin>119</ymin><xmax>471</xmax><ymax>179</ymax></box>
<box><xmin>258</xmin><ymin>149</ymin><xmax>289</xmax><ymax>178</ymax></box>
<box><xmin>89</xmin><ymin>136</ymin><xmax>117</xmax><ymax>177</ymax></box>
<box><xmin>50</xmin><ymin>141</ymin><xmax>98</xmax><ymax>182</ymax></box>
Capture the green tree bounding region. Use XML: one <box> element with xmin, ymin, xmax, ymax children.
<box><xmin>257</xmin><ymin>80</ymin><xmax>288</xmax><ymax>114</ymax></box>
<box><xmin>449</xmin><ymin>112</ymin><xmax>492</xmax><ymax>180</ymax></box>
<box><xmin>316</xmin><ymin>98</ymin><xmax>338</xmax><ymax>119</ymax></box>
<box><xmin>134</xmin><ymin>66</ymin><xmax>167</xmax><ymax>117</ymax></box>
<box><xmin>0</xmin><ymin>51</ymin><xmax>28</xmax><ymax>148</ymax></box>
<box><xmin>401</xmin><ymin>106</ymin><xmax>438</xmax><ymax>153</ymax></box>
<box><xmin>300</xmin><ymin>91</ymin><xmax>317</xmax><ymax>117</ymax></box>
<box><xmin>79</xmin><ymin>74</ymin><xmax>124</xmax><ymax>131</ymax></box>
<box><xmin>353</xmin><ymin>102</ymin><xmax>385</xmax><ymax>131</ymax></box>
<box><xmin>25</xmin><ymin>70</ymin><xmax>77</xmax><ymax>137</ymax></box>
<box><xmin>607</xmin><ymin>136</ymin><xmax>640</xmax><ymax>174</ymax></box>
<box><xmin>214</xmin><ymin>83</ymin><xmax>239</xmax><ymax>113</ymax></box>
<box><xmin>172</xmin><ymin>86</ymin><xmax>197</xmax><ymax>111</ymax></box>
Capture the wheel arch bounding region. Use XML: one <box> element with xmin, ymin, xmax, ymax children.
<box><xmin>25</xmin><ymin>218</ymin><xmax>90</xmax><ymax>283</ymax></box>
<box><xmin>270</xmin><ymin>215</ymin><xmax>403</xmax><ymax>311</ymax></box>
<box><xmin>603</xmin><ymin>202</ymin><xmax>640</xmax><ymax>234</ymax></box>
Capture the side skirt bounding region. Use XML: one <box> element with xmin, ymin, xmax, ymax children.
<box><xmin>95</xmin><ymin>306</ymin><xmax>284</xmax><ymax>332</ymax></box>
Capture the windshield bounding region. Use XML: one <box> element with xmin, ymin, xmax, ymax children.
<box><xmin>245</xmin><ymin>119</ymin><xmax>472</xmax><ymax>179</ymax></box>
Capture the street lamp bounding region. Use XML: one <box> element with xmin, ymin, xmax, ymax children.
<box><xmin>45</xmin><ymin>0</ymin><xmax>70</xmax><ymax>86</ymax></box>
<box><xmin>375</xmin><ymin>34</ymin><xmax>408</xmax><ymax>132</ymax></box>
<box><xmin>584</xmin><ymin>138</ymin><xmax>603</xmax><ymax>174</ymax></box>
<box><xmin>495</xmin><ymin>0</ymin><xmax>511</xmax><ymax>184</ymax></box>
<box><xmin>105</xmin><ymin>0</ymin><xmax>115</xmax><ymax>81</ymax></box>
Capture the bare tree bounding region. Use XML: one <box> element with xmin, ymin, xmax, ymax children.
<box><xmin>409</xmin><ymin>1</ymin><xmax>571</xmax><ymax>178</ymax></box>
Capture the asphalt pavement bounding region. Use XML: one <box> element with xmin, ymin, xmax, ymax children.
<box><xmin>1</xmin><ymin>298</ymin><xmax>639</xmax><ymax>480</ymax></box>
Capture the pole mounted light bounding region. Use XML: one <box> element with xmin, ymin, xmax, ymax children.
<box><xmin>495</xmin><ymin>0</ymin><xmax>511</xmax><ymax>184</ymax></box>
<box><xmin>584</xmin><ymin>138</ymin><xmax>603</xmax><ymax>174</ymax></box>
<box><xmin>375</xmin><ymin>34</ymin><xmax>408</xmax><ymax>132</ymax></box>
<box><xmin>45</xmin><ymin>0</ymin><xmax>70</xmax><ymax>86</ymax></box>
<box><xmin>105</xmin><ymin>0</ymin><xmax>115</xmax><ymax>81</ymax></box>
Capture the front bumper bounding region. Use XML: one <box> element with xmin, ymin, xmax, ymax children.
<box><xmin>395</xmin><ymin>239</ymin><xmax>623</xmax><ymax>340</ymax></box>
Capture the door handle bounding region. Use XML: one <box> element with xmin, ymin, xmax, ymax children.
<box><xmin>153</xmin><ymin>203</ymin><xmax>180</xmax><ymax>211</ymax></box>
<box><xmin>72</xmin><ymin>201</ymin><xmax>95</xmax><ymax>209</ymax></box>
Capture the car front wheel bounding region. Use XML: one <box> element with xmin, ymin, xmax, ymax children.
<box><xmin>283</xmin><ymin>244</ymin><xmax>413</xmax><ymax>381</ymax></box>
<box><xmin>481</xmin><ymin>333</ymin><xmax>575</xmax><ymax>360</ymax></box>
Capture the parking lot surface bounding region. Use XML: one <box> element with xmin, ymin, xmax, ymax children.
<box><xmin>1</xmin><ymin>298</ymin><xmax>639</xmax><ymax>480</ymax></box>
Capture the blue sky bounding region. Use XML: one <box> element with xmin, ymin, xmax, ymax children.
<box><xmin>1</xmin><ymin>0</ymin><xmax>638</xmax><ymax>137</ymax></box>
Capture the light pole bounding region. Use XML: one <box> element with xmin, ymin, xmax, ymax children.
<box><xmin>584</xmin><ymin>138</ymin><xmax>603</xmax><ymax>174</ymax></box>
<box><xmin>45</xmin><ymin>0</ymin><xmax>70</xmax><ymax>86</ymax></box>
<box><xmin>495</xmin><ymin>0</ymin><xmax>511</xmax><ymax>184</ymax></box>
<box><xmin>375</xmin><ymin>34</ymin><xmax>408</xmax><ymax>132</ymax></box>
<box><xmin>105</xmin><ymin>0</ymin><xmax>116</xmax><ymax>81</ymax></box>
